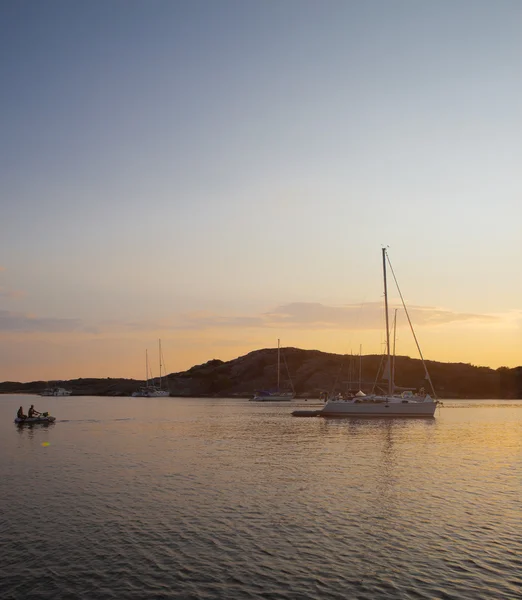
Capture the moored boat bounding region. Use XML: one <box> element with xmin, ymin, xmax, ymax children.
<box><xmin>132</xmin><ymin>386</ymin><xmax>169</xmax><ymax>398</ymax></box>
<box><xmin>320</xmin><ymin>391</ymin><xmax>437</xmax><ymax>417</ymax></box>
<box><xmin>132</xmin><ymin>341</ymin><xmax>170</xmax><ymax>397</ymax></box>
<box><xmin>251</xmin><ymin>339</ymin><xmax>295</xmax><ymax>401</ymax></box>
<box><xmin>308</xmin><ymin>248</ymin><xmax>439</xmax><ymax>418</ymax></box>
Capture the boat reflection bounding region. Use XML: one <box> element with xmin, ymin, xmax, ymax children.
<box><xmin>16</xmin><ymin>421</ymin><xmax>55</xmax><ymax>434</ymax></box>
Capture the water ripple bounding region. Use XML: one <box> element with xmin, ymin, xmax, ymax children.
<box><xmin>1</xmin><ymin>396</ymin><xmax>521</xmax><ymax>599</ymax></box>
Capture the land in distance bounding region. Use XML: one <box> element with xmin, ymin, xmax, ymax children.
<box><xmin>1</xmin><ymin>347</ymin><xmax>520</xmax><ymax>399</ymax></box>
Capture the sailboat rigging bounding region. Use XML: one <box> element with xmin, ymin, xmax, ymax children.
<box><xmin>132</xmin><ymin>340</ymin><xmax>170</xmax><ymax>397</ymax></box>
<box><xmin>319</xmin><ymin>248</ymin><xmax>439</xmax><ymax>417</ymax></box>
<box><xmin>251</xmin><ymin>339</ymin><xmax>295</xmax><ymax>402</ymax></box>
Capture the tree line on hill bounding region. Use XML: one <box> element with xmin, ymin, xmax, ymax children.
<box><xmin>0</xmin><ymin>347</ymin><xmax>520</xmax><ymax>399</ymax></box>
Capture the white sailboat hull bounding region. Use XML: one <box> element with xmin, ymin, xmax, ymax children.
<box><xmin>321</xmin><ymin>399</ymin><xmax>437</xmax><ymax>417</ymax></box>
<box><xmin>132</xmin><ymin>389</ymin><xmax>169</xmax><ymax>398</ymax></box>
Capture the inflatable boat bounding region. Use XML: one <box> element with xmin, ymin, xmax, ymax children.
<box><xmin>14</xmin><ymin>412</ymin><xmax>56</xmax><ymax>424</ymax></box>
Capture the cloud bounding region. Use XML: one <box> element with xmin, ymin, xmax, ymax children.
<box><xmin>0</xmin><ymin>287</ymin><xmax>25</xmax><ymax>299</ymax></box>
<box><xmin>0</xmin><ymin>302</ymin><xmax>502</xmax><ymax>337</ymax></box>
<box><xmin>0</xmin><ymin>310</ymin><xmax>82</xmax><ymax>333</ymax></box>
<box><xmin>265</xmin><ymin>302</ymin><xmax>498</xmax><ymax>329</ymax></box>
<box><xmin>122</xmin><ymin>320</ymin><xmax>171</xmax><ymax>331</ymax></box>
<box><xmin>182</xmin><ymin>311</ymin><xmax>266</xmax><ymax>330</ymax></box>
<box><xmin>81</xmin><ymin>325</ymin><xmax>102</xmax><ymax>335</ymax></box>
<box><xmin>177</xmin><ymin>302</ymin><xmax>498</xmax><ymax>331</ymax></box>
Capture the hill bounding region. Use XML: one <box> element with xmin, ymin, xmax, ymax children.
<box><xmin>0</xmin><ymin>347</ymin><xmax>520</xmax><ymax>399</ymax></box>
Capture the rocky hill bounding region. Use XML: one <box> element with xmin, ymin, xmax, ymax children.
<box><xmin>1</xmin><ymin>347</ymin><xmax>520</xmax><ymax>398</ymax></box>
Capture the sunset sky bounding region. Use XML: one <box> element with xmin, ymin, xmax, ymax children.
<box><xmin>1</xmin><ymin>1</ymin><xmax>520</xmax><ymax>382</ymax></box>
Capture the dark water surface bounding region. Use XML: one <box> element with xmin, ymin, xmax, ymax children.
<box><xmin>1</xmin><ymin>396</ymin><xmax>521</xmax><ymax>599</ymax></box>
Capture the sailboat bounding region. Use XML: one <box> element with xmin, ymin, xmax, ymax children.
<box><xmin>251</xmin><ymin>339</ymin><xmax>295</xmax><ymax>401</ymax></box>
<box><xmin>320</xmin><ymin>248</ymin><xmax>439</xmax><ymax>417</ymax></box>
<box><xmin>132</xmin><ymin>340</ymin><xmax>170</xmax><ymax>397</ymax></box>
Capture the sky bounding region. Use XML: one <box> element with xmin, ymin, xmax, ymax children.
<box><xmin>0</xmin><ymin>0</ymin><xmax>520</xmax><ymax>382</ymax></box>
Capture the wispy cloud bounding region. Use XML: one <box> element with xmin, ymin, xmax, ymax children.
<box><xmin>265</xmin><ymin>302</ymin><xmax>498</xmax><ymax>328</ymax></box>
<box><xmin>182</xmin><ymin>311</ymin><xmax>266</xmax><ymax>330</ymax></box>
<box><xmin>0</xmin><ymin>287</ymin><xmax>25</xmax><ymax>299</ymax></box>
<box><xmin>177</xmin><ymin>302</ymin><xmax>499</xmax><ymax>331</ymax></box>
<box><xmin>0</xmin><ymin>302</ymin><xmax>503</xmax><ymax>337</ymax></box>
<box><xmin>0</xmin><ymin>310</ymin><xmax>82</xmax><ymax>333</ymax></box>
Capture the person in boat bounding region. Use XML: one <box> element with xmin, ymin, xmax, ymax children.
<box><xmin>28</xmin><ymin>405</ymin><xmax>41</xmax><ymax>418</ymax></box>
<box><xmin>17</xmin><ymin>406</ymin><xmax>27</xmax><ymax>420</ymax></box>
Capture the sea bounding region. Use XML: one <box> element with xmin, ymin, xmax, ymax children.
<box><xmin>1</xmin><ymin>395</ymin><xmax>521</xmax><ymax>600</ymax></box>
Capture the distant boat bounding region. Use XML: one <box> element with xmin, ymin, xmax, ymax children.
<box><xmin>251</xmin><ymin>339</ymin><xmax>295</xmax><ymax>402</ymax></box>
<box><xmin>132</xmin><ymin>341</ymin><xmax>170</xmax><ymax>398</ymax></box>
<box><xmin>319</xmin><ymin>248</ymin><xmax>439</xmax><ymax>417</ymax></box>
<box><xmin>40</xmin><ymin>384</ymin><xmax>72</xmax><ymax>397</ymax></box>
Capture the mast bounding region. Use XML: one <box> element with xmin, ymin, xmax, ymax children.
<box><xmin>159</xmin><ymin>339</ymin><xmax>162</xmax><ymax>390</ymax></box>
<box><xmin>349</xmin><ymin>350</ymin><xmax>353</xmax><ymax>391</ymax></box>
<box><xmin>145</xmin><ymin>349</ymin><xmax>149</xmax><ymax>386</ymax></box>
<box><xmin>392</xmin><ymin>309</ymin><xmax>397</xmax><ymax>394</ymax></box>
<box><xmin>359</xmin><ymin>344</ymin><xmax>362</xmax><ymax>391</ymax></box>
<box><xmin>382</xmin><ymin>247</ymin><xmax>392</xmax><ymax>395</ymax></box>
<box><xmin>277</xmin><ymin>338</ymin><xmax>280</xmax><ymax>392</ymax></box>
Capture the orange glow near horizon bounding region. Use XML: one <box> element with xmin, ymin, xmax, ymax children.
<box><xmin>0</xmin><ymin>314</ymin><xmax>520</xmax><ymax>382</ymax></box>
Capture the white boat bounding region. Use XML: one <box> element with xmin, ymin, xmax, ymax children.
<box><xmin>132</xmin><ymin>341</ymin><xmax>170</xmax><ymax>397</ymax></box>
<box><xmin>132</xmin><ymin>387</ymin><xmax>169</xmax><ymax>398</ymax></box>
<box><xmin>39</xmin><ymin>386</ymin><xmax>72</xmax><ymax>396</ymax></box>
<box><xmin>320</xmin><ymin>248</ymin><xmax>439</xmax><ymax>418</ymax></box>
<box><xmin>251</xmin><ymin>339</ymin><xmax>295</xmax><ymax>401</ymax></box>
<box><xmin>321</xmin><ymin>391</ymin><xmax>437</xmax><ymax>417</ymax></box>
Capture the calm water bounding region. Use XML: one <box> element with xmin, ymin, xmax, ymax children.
<box><xmin>1</xmin><ymin>395</ymin><xmax>521</xmax><ymax>600</ymax></box>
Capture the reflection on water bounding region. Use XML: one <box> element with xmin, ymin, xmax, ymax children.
<box><xmin>1</xmin><ymin>396</ymin><xmax>521</xmax><ymax>600</ymax></box>
<box><xmin>16</xmin><ymin>421</ymin><xmax>55</xmax><ymax>432</ymax></box>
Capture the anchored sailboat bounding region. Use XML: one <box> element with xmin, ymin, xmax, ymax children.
<box><xmin>251</xmin><ymin>339</ymin><xmax>295</xmax><ymax>401</ymax></box>
<box><xmin>320</xmin><ymin>248</ymin><xmax>439</xmax><ymax>417</ymax></box>
<box><xmin>132</xmin><ymin>340</ymin><xmax>170</xmax><ymax>397</ymax></box>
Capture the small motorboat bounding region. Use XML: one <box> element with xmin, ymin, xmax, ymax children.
<box><xmin>14</xmin><ymin>411</ymin><xmax>56</xmax><ymax>424</ymax></box>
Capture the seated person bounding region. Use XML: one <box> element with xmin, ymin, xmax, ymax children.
<box><xmin>17</xmin><ymin>406</ymin><xmax>27</xmax><ymax>419</ymax></box>
<box><xmin>28</xmin><ymin>405</ymin><xmax>41</xmax><ymax>418</ymax></box>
